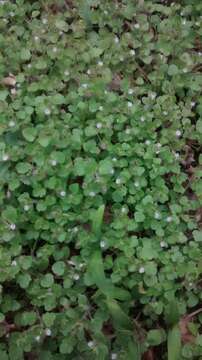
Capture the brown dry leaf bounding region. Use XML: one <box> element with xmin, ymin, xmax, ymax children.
<box><xmin>2</xmin><ymin>75</ymin><xmax>16</xmax><ymax>87</ymax></box>
<box><xmin>179</xmin><ymin>308</ymin><xmax>202</xmax><ymax>344</ymax></box>
<box><xmin>109</xmin><ymin>73</ymin><xmax>122</xmax><ymax>92</ymax></box>
<box><xmin>143</xmin><ymin>349</ymin><xmax>155</xmax><ymax>360</ymax></box>
<box><xmin>179</xmin><ymin>317</ymin><xmax>195</xmax><ymax>343</ymax></box>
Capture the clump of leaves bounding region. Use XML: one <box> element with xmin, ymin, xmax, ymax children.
<box><xmin>0</xmin><ymin>0</ymin><xmax>202</xmax><ymax>359</ymax></box>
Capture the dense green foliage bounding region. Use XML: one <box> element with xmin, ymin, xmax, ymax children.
<box><xmin>0</xmin><ymin>0</ymin><xmax>202</xmax><ymax>359</ymax></box>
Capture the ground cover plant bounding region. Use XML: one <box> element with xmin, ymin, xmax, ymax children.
<box><xmin>0</xmin><ymin>0</ymin><xmax>202</xmax><ymax>359</ymax></box>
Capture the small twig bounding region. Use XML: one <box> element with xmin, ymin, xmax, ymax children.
<box><xmin>186</xmin><ymin>308</ymin><xmax>202</xmax><ymax>320</ymax></box>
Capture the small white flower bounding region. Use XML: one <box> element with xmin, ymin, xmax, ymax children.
<box><xmin>120</xmin><ymin>56</ymin><xmax>124</xmax><ymax>62</ymax></box>
<box><xmin>96</xmin><ymin>122</ymin><xmax>102</xmax><ymax>129</ymax></box>
<box><xmin>87</xmin><ymin>341</ymin><xmax>94</xmax><ymax>348</ymax></box>
<box><xmin>64</xmin><ymin>70</ymin><xmax>69</xmax><ymax>76</ymax></box>
<box><xmin>99</xmin><ymin>106</ymin><xmax>103</xmax><ymax>111</ymax></box>
<box><xmin>100</xmin><ymin>241</ymin><xmax>106</xmax><ymax>248</ymax></box>
<box><xmin>174</xmin><ymin>152</ymin><xmax>180</xmax><ymax>159</ymax></box>
<box><xmin>140</xmin><ymin>116</ymin><xmax>145</xmax><ymax>122</ymax></box>
<box><xmin>104</xmin><ymin>90</ymin><xmax>108</xmax><ymax>94</ymax></box>
<box><xmin>160</xmin><ymin>241</ymin><xmax>167</xmax><ymax>248</ymax></box>
<box><xmin>98</xmin><ymin>61</ymin><xmax>103</xmax><ymax>67</ymax></box>
<box><xmin>27</xmin><ymin>63</ymin><xmax>32</xmax><ymax>69</ymax></box>
<box><xmin>189</xmin><ymin>282</ymin><xmax>193</xmax><ymax>287</ymax></box>
<box><xmin>175</xmin><ymin>130</ymin><xmax>182</xmax><ymax>137</ymax></box>
<box><xmin>50</xmin><ymin>159</ymin><xmax>57</xmax><ymax>166</ymax></box>
<box><xmin>112</xmin><ymin>157</ymin><xmax>117</xmax><ymax>162</ymax></box>
<box><xmin>191</xmin><ymin>101</ymin><xmax>195</xmax><ymax>107</ymax></box>
<box><xmin>127</xmin><ymin>101</ymin><xmax>133</xmax><ymax>108</ymax></box>
<box><xmin>44</xmin><ymin>108</ymin><xmax>51</xmax><ymax>115</ymax></box>
<box><xmin>35</xmin><ymin>335</ymin><xmax>40</xmax><ymax>342</ymax></box>
<box><xmin>24</xmin><ymin>205</ymin><xmax>30</xmax><ymax>211</ymax></box>
<box><xmin>139</xmin><ymin>267</ymin><xmax>145</xmax><ymax>274</ymax></box>
<box><xmin>72</xmin><ymin>226</ymin><xmax>78</xmax><ymax>233</ymax></box>
<box><xmin>11</xmin><ymin>88</ymin><xmax>16</xmax><ymax>95</ymax></box>
<box><xmin>9</xmin><ymin>11</ymin><xmax>15</xmax><ymax>17</ymax></box>
<box><xmin>121</xmin><ymin>207</ymin><xmax>127</xmax><ymax>214</ymax></box>
<box><xmin>104</xmin><ymin>10</ymin><xmax>108</xmax><ymax>15</ymax></box>
<box><xmin>125</xmin><ymin>128</ymin><xmax>131</xmax><ymax>134</ymax></box>
<box><xmin>10</xmin><ymin>223</ymin><xmax>16</xmax><ymax>231</ymax></box>
<box><xmin>6</xmin><ymin>190</ymin><xmax>11</xmax><ymax>198</ymax></box>
<box><xmin>195</xmin><ymin>22</ymin><xmax>199</xmax><ymax>26</ymax></box>
<box><xmin>115</xmin><ymin>178</ymin><xmax>121</xmax><ymax>185</ymax></box>
<box><xmin>130</xmin><ymin>49</ymin><xmax>135</xmax><ymax>56</ymax></box>
<box><xmin>114</xmin><ymin>36</ymin><xmax>119</xmax><ymax>44</ymax></box>
<box><xmin>73</xmin><ymin>274</ymin><xmax>80</xmax><ymax>281</ymax></box>
<box><xmin>182</xmin><ymin>19</ymin><xmax>186</xmax><ymax>25</ymax></box>
<box><xmin>59</xmin><ymin>31</ymin><xmax>63</xmax><ymax>36</ymax></box>
<box><xmin>110</xmin><ymin>168</ymin><xmax>114</xmax><ymax>175</ymax></box>
<box><xmin>166</xmin><ymin>216</ymin><xmax>172</xmax><ymax>223</ymax></box>
<box><xmin>82</xmin><ymin>83</ymin><xmax>88</xmax><ymax>89</ymax></box>
<box><xmin>42</xmin><ymin>18</ymin><xmax>47</xmax><ymax>24</ymax></box>
<box><xmin>128</xmin><ymin>88</ymin><xmax>134</xmax><ymax>95</ymax></box>
<box><xmin>134</xmin><ymin>23</ymin><xmax>140</xmax><ymax>29</ymax></box>
<box><xmin>79</xmin><ymin>263</ymin><xmax>84</xmax><ymax>268</ymax></box>
<box><xmin>60</xmin><ymin>191</ymin><xmax>66</xmax><ymax>197</ymax></box>
<box><xmin>163</xmin><ymin>111</ymin><xmax>168</xmax><ymax>115</ymax></box>
<box><xmin>45</xmin><ymin>329</ymin><xmax>52</xmax><ymax>336</ymax></box>
<box><xmin>156</xmin><ymin>143</ymin><xmax>161</xmax><ymax>148</ymax></box>
<box><xmin>150</xmin><ymin>92</ymin><xmax>156</xmax><ymax>100</ymax></box>
<box><xmin>183</xmin><ymin>68</ymin><xmax>188</xmax><ymax>73</ymax></box>
<box><xmin>2</xmin><ymin>154</ymin><xmax>9</xmax><ymax>161</ymax></box>
<box><xmin>145</xmin><ymin>140</ymin><xmax>151</xmax><ymax>145</ymax></box>
<box><xmin>9</xmin><ymin>120</ymin><xmax>15</xmax><ymax>127</ymax></box>
<box><xmin>87</xmin><ymin>69</ymin><xmax>91</xmax><ymax>75</ymax></box>
<box><xmin>155</xmin><ymin>211</ymin><xmax>161</xmax><ymax>220</ymax></box>
<box><xmin>52</xmin><ymin>47</ymin><xmax>57</xmax><ymax>53</ymax></box>
<box><xmin>89</xmin><ymin>191</ymin><xmax>96</xmax><ymax>197</ymax></box>
<box><xmin>11</xmin><ymin>260</ymin><xmax>17</xmax><ymax>266</ymax></box>
<box><xmin>199</xmin><ymin>52</ymin><xmax>202</xmax><ymax>57</ymax></box>
<box><xmin>111</xmin><ymin>354</ymin><xmax>117</xmax><ymax>360</ymax></box>
<box><xmin>34</xmin><ymin>36</ymin><xmax>39</xmax><ymax>41</ymax></box>
<box><xmin>134</xmin><ymin>181</ymin><xmax>139</xmax><ymax>187</ymax></box>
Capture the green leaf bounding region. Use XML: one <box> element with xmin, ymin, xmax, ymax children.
<box><xmin>38</xmin><ymin>135</ymin><xmax>51</xmax><ymax>147</ymax></box>
<box><xmin>106</xmin><ymin>299</ymin><xmax>133</xmax><ymax>331</ymax></box>
<box><xmin>168</xmin><ymin>64</ymin><xmax>179</xmax><ymax>76</ymax></box>
<box><xmin>21</xmin><ymin>311</ymin><xmax>37</xmax><ymax>326</ymax></box>
<box><xmin>42</xmin><ymin>313</ymin><xmax>56</xmax><ymax>327</ymax></box>
<box><xmin>164</xmin><ymin>300</ymin><xmax>180</xmax><ymax>326</ymax></box>
<box><xmin>17</xmin><ymin>274</ymin><xmax>31</xmax><ymax>289</ymax></box>
<box><xmin>88</xmin><ymin>250</ymin><xmax>108</xmax><ymax>291</ymax></box>
<box><xmin>16</xmin><ymin>162</ymin><xmax>32</xmax><ymax>174</ymax></box>
<box><xmin>52</xmin><ymin>261</ymin><xmax>65</xmax><ymax>276</ymax></box>
<box><xmin>99</xmin><ymin>159</ymin><xmax>113</xmax><ymax>175</ymax></box>
<box><xmin>91</xmin><ymin>204</ymin><xmax>105</xmax><ymax>236</ymax></box>
<box><xmin>168</xmin><ymin>325</ymin><xmax>181</xmax><ymax>360</ymax></box>
<box><xmin>22</xmin><ymin>127</ymin><xmax>37</xmax><ymax>142</ymax></box>
<box><xmin>147</xmin><ymin>329</ymin><xmax>166</xmax><ymax>346</ymax></box>
<box><xmin>20</xmin><ymin>48</ymin><xmax>31</xmax><ymax>60</ymax></box>
<box><xmin>127</xmin><ymin>339</ymin><xmax>141</xmax><ymax>360</ymax></box>
<box><xmin>41</xmin><ymin>274</ymin><xmax>54</xmax><ymax>288</ymax></box>
<box><xmin>135</xmin><ymin>211</ymin><xmax>145</xmax><ymax>222</ymax></box>
<box><xmin>0</xmin><ymin>90</ymin><xmax>8</xmax><ymax>101</ymax></box>
<box><xmin>79</xmin><ymin>0</ymin><xmax>92</xmax><ymax>28</ymax></box>
<box><xmin>193</xmin><ymin>230</ymin><xmax>202</xmax><ymax>242</ymax></box>
<box><xmin>196</xmin><ymin>120</ymin><xmax>202</xmax><ymax>134</ymax></box>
